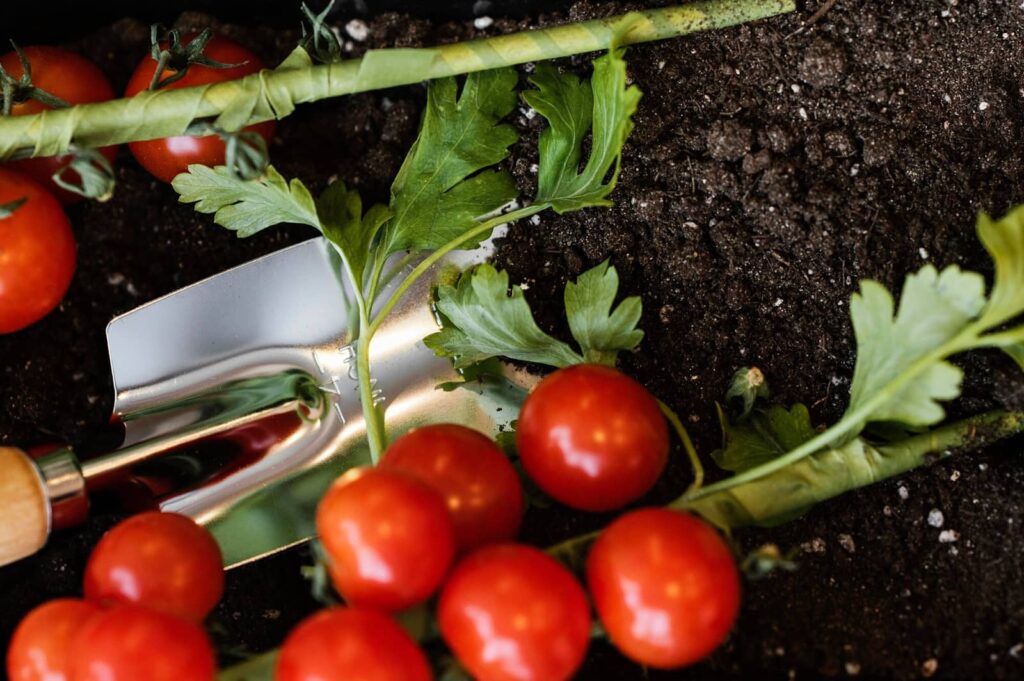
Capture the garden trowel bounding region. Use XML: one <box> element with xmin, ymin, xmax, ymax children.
<box><xmin>0</xmin><ymin>236</ymin><xmax>528</xmax><ymax>568</ymax></box>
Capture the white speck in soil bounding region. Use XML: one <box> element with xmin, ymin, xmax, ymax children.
<box><xmin>845</xmin><ymin>661</ymin><xmax>861</xmax><ymax>676</ymax></box>
<box><xmin>791</xmin><ymin>83</ymin><xmax>801</xmax><ymax>94</ymax></box>
<box><xmin>520</xmin><ymin>106</ymin><xmax>537</xmax><ymax>120</ymax></box>
<box><xmin>529</xmin><ymin>215</ymin><xmax>541</xmax><ymax>226</ymax></box>
<box><xmin>950</xmin><ymin>469</ymin><xmax>961</xmax><ymax>481</ymax></box>
<box><xmin>949</xmin><ymin>546</ymin><xmax>959</xmax><ymax>556</ymax></box>
<box><xmin>1009</xmin><ymin>643</ymin><xmax>1024</xmax><ymax>659</ymax></box>
<box><xmin>799</xmin><ymin>107</ymin><xmax>809</xmax><ymax>121</ymax></box>
<box><xmin>838</xmin><ymin>534</ymin><xmax>856</xmax><ymax>553</ymax></box>
<box><xmin>107</xmin><ymin>272</ymin><xmax>125</xmax><ymax>286</ymax></box>
<box><xmin>927</xmin><ymin>509</ymin><xmax>944</xmax><ymax>528</ymax></box>
<box><xmin>529</xmin><ymin>163</ymin><xmax>538</xmax><ymax>174</ymax></box>
<box><xmin>938</xmin><ymin>529</ymin><xmax>960</xmax><ymax>543</ymax></box>
<box><xmin>979</xmin><ymin>462</ymin><xmax>989</xmax><ymax>471</ymax></box>
<box><xmin>775</xmin><ymin>646</ymin><xmax>785</xmax><ymax>656</ymax></box>
<box><xmin>979</xmin><ymin>101</ymin><xmax>990</xmax><ymax>111</ymax></box>
<box><xmin>921</xmin><ymin>658</ymin><xmax>939</xmax><ymax>677</ymax></box>
<box><xmin>883</xmin><ymin>505</ymin><xmax>893</xmax><ymax>516</ymax></box>
<box><xmin>473</xmin><ymin>16</ymin><xmax>493</xmax><ymax>29</ymax></box>
<box><xmin>898</xmin><ymin>485</ymin><xmax>910</xmax><ymax>500</ymax></box>
<box><xmin>345</xmin><ymin>19</ymin><xmax>369</xmax><ymax>42</ymax></box>
<box><xmin>774</xmin><ymin>298</ymin><xmax>784</xmax><ymax>307</ymax></box>
<box><xmin>263</xmin><ymin>609</ymin><xmax>281</xmax><ymax>620</ymax></box>
<box><xmin>918</xmin><ymin>247</ymin><xmax>929</xmax><ymax>260</ymax></box>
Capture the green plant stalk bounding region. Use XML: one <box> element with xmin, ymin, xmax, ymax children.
<box><xmin>678</xmin><ymin>409</ymin><xmax>1024</xmax><ymax>523</ymax></box>
<box><xmin>0</xmin><ymin>0</ymin><xmax>795</xmax><ymax>161</ymax></box>
<box><xmin>684</xmin><ymin>333</ymin><xmax>975</xmax><ymax>503</ymax></box>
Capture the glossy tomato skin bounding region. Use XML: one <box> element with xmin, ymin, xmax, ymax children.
<box><xmin>84</xmin><ymin>511</ymin><xmax>224</xmax><ymax>622</ymax></box>
<box><xmin>316</xmin><ymin>467</ymin><xmax>455</xmax><ymax>611</ymax></box>
<box><xmin>68</xmin><ymin>605</ymin><xmax>216</xmax><ymax>681</ymax></box>
<box><xmin>0</xmin><ymin>169</ymin><xmax>76</xmax><ymax>334</ymax></box>
<box><xmin>438</xmin><ymin>543</ymin><xmax>591</xmax><ymax>681</ymax></box>
<box><xmin>6</xmin><ymin>599</ymin><xmax>101</xmax><ymax>681</ymax></box>
<box><xmin>276</xmin><ymin>607</ymin><xmax>431</xmax><ymax>681</ymax></box>
<box><xmin>379</xmin><ymin>424</ymin><xmax>524</xmax><ymax>553</ymax></box>
<box><xmin>124</xmin><ymin>34</ymin><xmax>275</xmax><ymax>182</ymax></box>
<box><xmin>516</xmin><ymin>364</ymin><xmax>669</xmax><ymax>512</ymax></box>
<box><xmin>0</xmin><ymin>46</ymin><xmax>117</xmax><ymax>204</ymax></box>
<box><xmin>586</xmin><ymin>508</ymin><xmax>740</xmax><ymax>669</ymax></box>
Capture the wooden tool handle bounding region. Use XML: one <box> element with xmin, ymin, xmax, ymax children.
<box><xmin>0</xmin><ymin>447</ymin><xmax>50</xmax><ymax>566</ymax></box>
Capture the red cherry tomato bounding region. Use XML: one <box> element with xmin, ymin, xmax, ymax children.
<box><xmin>6</xmin><ymin>599</ymin><xmax>101</xmax><ymax>681</ymax></box>
<box><xmin>0</xmin><ymin>169</ymin><xmax>76</xmax><ymax>334</ymax></box>
<box><xmin>124</xmin><ymin>34</ymin><xmax>275</xmax><ymax>182</ymax></box>
<box><xmin>84</xmin><ymin>511</ymin><xmax>224</xmax><ymax>622</ymax></box>
<box><xmin>68</xmin><ymin>605</ymin><xmax>216</xmax><ymax>681</ymax></box>
<box><xmin>379</xmin><ymin>424</ymin><xmax>524</xmax><ymax>553</ymax></box>
<box><xmin>438</xmin><ymin>543</ymin><xmax>591</xmax><ymax>681</ymax></box>
<box><xmin>516</xmin><ymin>364</ymin><xmax>669</xmax><ymax>512</ymax></box>
<box><xmin>0</xmin><ymin>46</ymin><xmax>117</xmax><ymax>204</ymax></box>
<box><xmin>276</xmin><ymin>607</ymin><xmax>431</xmax><ymax>681</ymax></box>
<box><xmin>316</xmin><ymin>467</ymin><xmax>455</xmax><ymax>611</ymax></box>
<box><xmin>586</xmin><ymin>508</ymin><xmax>740</xmax><ymax>669</ymax></box>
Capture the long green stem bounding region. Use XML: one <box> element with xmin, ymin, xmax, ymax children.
<box><xmin>0</xmin><ymin>1</ymin><xmax>795</xmax><ymax>160</ymax></box>
<box><xmin>657</xmin><ymin>399</ymin><xmax>703</xmax><ymax>491</ymax></box>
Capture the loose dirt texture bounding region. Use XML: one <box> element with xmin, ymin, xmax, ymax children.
<box><xmin>1</xmin><ymin>1</ymin><xmax>1023</xmax><ymax>679</ymax></box>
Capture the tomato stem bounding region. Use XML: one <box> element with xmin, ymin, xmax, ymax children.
<box><xmin>147</xmin><ymin>27</ymin><xmax>247</xmax><ymax>91</ymax></box>
<box><xmin>657</xmin><ymin>399</ymin><xmax>703</xmax><ymax>492</ymax></box>
<box><xmin>0</xmin><ymin>1</ymin><xmax>796</xmax><ymax>160</ymax></box>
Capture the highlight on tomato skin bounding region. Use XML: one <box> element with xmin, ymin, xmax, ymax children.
<box><xmin>68</xmin><ymin>605</ymin><xmax>217</xmax><ymax>681</ymax></box>
<box><xmin>123</xmin><ymin>33</ymin><xmax>275</xmax><ymax>183</ymax></box>
<box><xmin>6</xmin><ymin>598</ymin><xmax>101</xmax><ymax>681</ymax></box>
<box><xmin>276</xmin><ymin>607</ymin><xmax>432</xmax><ymax>681</ymax></box>
<box><xmin>83</xmin><ymin>511</ymin><xmax>224</xmax><ymax>623</ymax></box>
<box><xmin>438</xmin><ymin>543</ymin><xmax>592</xmax><ymax>681</ymax></box>
<box><xmin>315</xmin><ymin>467</ymin><xmax>456</xmax><ymax>612</ymax></box>
<box><xmin>516</xmin><ymin>363</ymin><xmax>669</xmax><ymax>512</ymax></box>
<box><xmin>586</xmin><ymin>508</ymin><xmax>741</xmax><ymax>670</ymax></box>
<box><xmin>0</xmin><ymin>46</ymin><xmax>118</xmax><ymax>204</ymax></box>
<box><xmin>0</xmin><ymin>168</ymin><xmax>76</xmax><ymax>335</ymax></box>
<box><xmin>379</xmin><ymin>423</ymin><xmax>524</xmax><ymax>553</ymax></box>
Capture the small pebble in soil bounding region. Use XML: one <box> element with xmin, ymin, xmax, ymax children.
<box><xmin>345</xmin><ymin>19</ymin><xmax>369</xmax><ymax>41</ymax></box>
<box><xmin>1010</xmin><ymin>643</ymin><xmax>1024</xmax><ymax>659</ymax></box>
<box><xmin>838</xmin><ymin>534</ymin><xmax>856</xmax><ymax>553</ymax></box>
<box><xmin>927</xmin><ymin>509</ymin><xmax>944</xmax><ymax>528</ymax></box>
<box><xmin>802</xmin><ymin>537</ymin><xmax>827</xmax><ymax>554</ymax></box>
<box><xmin>898</xmin><ymin>485</ymin><xmax>910</xmax><ymax>500</ymax></box>
<box><xmin>845</xmin><ymin>661</ymin><xmax>861</xmax><ymax>676</ymax></box>
<box><xmin>950</xmin><ymin>469</ymin><xmax>961</xmax><ymax>481</ymax></box>
<box><xmin>473</xmin><ymin>16</ymin><xmax>494</xmax><ymax>29</ymax></box>
<box><xmin>921</xmin><ymin>658</ymin><xmax>939</xmax><ymax>677</ymax></box>
<box><xmin>938</xmin><ymin>529</ymin><xmax>960</xmax><ymax>543</ymax></box>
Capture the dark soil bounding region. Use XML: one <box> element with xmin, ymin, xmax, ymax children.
<box><xmin>2</xmin><ymin>1</ymin><xmax>1024</xmax><ymax>679</ymax></box>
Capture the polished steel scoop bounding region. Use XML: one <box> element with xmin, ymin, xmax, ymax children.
<box><xmin>0</xmin><ymin>237</ymin><xmax>527</xmax><ymax>568</ymax></box>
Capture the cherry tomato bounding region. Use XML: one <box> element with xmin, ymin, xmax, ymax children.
<box><xmin>124</xmin><ymin>34</ymin><xmax>275</xmax><ymax>182</ymax></box>
<box><xmin>6</xmin><ymin>599</ymin><xmax>101</xmax><ymax>681</ymax></box>
<box><xmin>84</xmin><ymin>511</ymin><xmax>224</xmax><ymax>622</ymax></box>
<box><xmin>0</xmin><ymin>169</ymin><xmax>76</xmax><ymax>334</ymax></box>
<box><xmin>516</xmin><ymin>364</ymin><xmax>668</xmax><ymax>512</ymax></box>
<box><xmin>1</xmin><ymin>46</ymin><xmax>117</xmax><ymax>204</ymax></box>
<box><xmin>586</xmin><ymin>508</ymin><xmax>740</xmax><ymax>669</ymax></box>
<box><xmin>316</xmin><ymin>467</ymin><xmax>455</xmax><ymax>611</ymax></box>
<box><xmin>68</xmin><ymin>605</ymin><xmax>215</xmax><ymax>681</ymax></box>
<box><xmin>438</xmin><ymin>543</ymin><xmax>591</xmax><ymax>681</ymax></box>
<box><xmin>379</xmin><ymin>424</ymin><xmax>524</xmax><ymax>553</ymax></box>
<box><xmin>276</xmin><ymin>607</ymin><xmax>431</xmax><ymax>681</ymax></box>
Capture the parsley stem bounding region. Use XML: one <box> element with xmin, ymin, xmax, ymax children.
<box><xmin>367</xmin><ymin>204</ymin><xmax>548</xmax><ymax>338</ymax></box>
<box><xmin>657</xmin><ymin>399</ymin><xmax>703</xmax><ymax>492</ymax></box>
<box><xmin>1</xmin><ymin>1</ymin><xmax>796</xmax><ymax>161</ymax></box>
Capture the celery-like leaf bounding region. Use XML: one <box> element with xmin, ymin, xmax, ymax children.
<box><xmin>712</xmin><ymin>403</ymin><xmax>816</xmax><ymax>474</ymax></box>
<box><xmin>845</xmin><ymin>265</ymin><xmax>986</xmax><ymax>428</ymax></box>
<box><xmin>316</xmin><ymin>179</ymin><xmax>390</xmax><ymax>285</ymax></box>
<box><xmin>525</xmin><ymin>49</ymin><xmax>640</xmax><ymax>213</ymax></box>
<box><xmin>424</xmin><ymin>264</ymin><xmax>583</xmax><ymax>369</ymax></box>
<box><xmin>172</xmin><ymin>165</ymin><xmax>319</xmax><ymax>236</ymax></box>
<box><xmin>564</xmin><ymin>260</ymin><xmax>643</xmax><ymax>366</ymax></box>
<box><xmin>380</xmin><ymin>68</ymin><xmax>519</xmax><ymax>254</ymax></box>
<box><xmin>977</xmin><ymin>206</ymin><xmax>1024</xmax><ymax>327</ymax></box>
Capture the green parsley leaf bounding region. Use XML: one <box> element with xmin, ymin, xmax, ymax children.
<box><xmin>564</xmin><ymin>259</ymin><xmax>643</xmax><ymax>366</ymax></box>
<box><xmin>316</xmin><ymin>179</ymin><xmax>390</xmax><ymax>286</ymax></box>
<box><xmin>845</xmin><ymin>264</ymin><xmax>987</xmax><ymax>428</ymax></box>
<box><xmin>524</xmin><ymin>48</ymin><xmax>640</xmax><ymax>213</ymax></box>
<box><xmin>712</xmin><ymin>403</ymin><xmax>816</xmax><ymax>474</ymax></box>
<box><xmin>424</xmin><ymin>264</ymin><xmax>583</xmax><ymax>369</ymax></box>
<box><xmin>172</xmin><ymin>165</ymin><xmax>319</xmax><ymax>237</ymax></box>
<box><xmin>977</xmin><ymin>206</ymin><xmax>1024</xmax><ymax>328</ymax></box>
<box><xmin>379</xmin><ymin>68</ymin><xmax>519</xmax><ymax>254</ymax></box>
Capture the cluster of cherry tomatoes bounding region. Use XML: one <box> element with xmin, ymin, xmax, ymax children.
<box><xmin>8</xmin><ymin>364</ymin><xmax>741</xmax><ymax>681</ymax></box>
<box><xmin>0</xmin><ymin>36</ymin><xmax>273</xmax><ymax>334</ymax></box>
